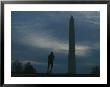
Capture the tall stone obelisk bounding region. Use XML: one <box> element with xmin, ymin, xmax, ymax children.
<box><xmin>68</xmin><ymin>16</ymin><xmax>76</xmax><ymax>74</ymax></box>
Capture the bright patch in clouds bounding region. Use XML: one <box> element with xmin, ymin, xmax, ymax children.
<box><xmin>19</xmin><ymin>32</ymin><xmax>97</xmax><ymax>57</ymax></box>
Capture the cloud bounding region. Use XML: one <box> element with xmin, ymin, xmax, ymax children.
<box><xmin>88</xmin><ymin>20</ymin><xmax>100</xmax><ymax>25</ymax></box>
<box><xmin>76</xmin><ymin>11</ymin><xmax>100</xmax><ymax>25</ymax></box>
<box><xmin>49</xmin><ymin>11</ymin><xmax>100</xmax><ymax>25</ymax></box>
<box><xmin>18</xmin><ymin>31</ymin><xmax>99</xmax><ymax>57</ymax></box>
<box><xmin>12</xmin><ymin>11</ymin><xmax>100</xmax><ymax>57</ymax></box>
<box><xmin>75</xmin><ymin>45</ymin><xmax>91</xmax><ymax>56</ymax></box>
<box><xmin>20</xmin><ymin>32</ymin><xmax>68</xmax><ymax>53</ymax></box>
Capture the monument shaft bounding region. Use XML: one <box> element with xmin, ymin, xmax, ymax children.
<box><xmin>68</xmin><ymin>16</ymin><xmax>76</xmax><ymax>74</ymax></box>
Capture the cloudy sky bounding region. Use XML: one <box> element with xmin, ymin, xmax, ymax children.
<box><xmin>11</xmin><ymin>11</ymin><xmax>100</xmax><ymax>74</ymax></box>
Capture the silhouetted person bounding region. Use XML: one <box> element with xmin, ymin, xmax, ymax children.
<box><xmin>47</xmin><ymin>52</ymin><xmax>55</xmax><ymax>73</ymax></box>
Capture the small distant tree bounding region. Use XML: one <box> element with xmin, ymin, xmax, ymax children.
<box><xmin>23</xmin><ymin>62</ymin><xmax>36</xmax><ymax>74</ymax></box>
<box><xmin>91</xmin><ymin>66</ymin><xmax>100</xmax><ymax>76</ymax></box>
<box><xmin>12</xmin><ymin>60</ymin><xmax>23</xmax><ymax>74</ymax></box>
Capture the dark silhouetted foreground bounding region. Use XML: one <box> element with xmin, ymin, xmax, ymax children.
<box><xmin>12</xmin><ymin>60</ymin><xmax>37</xmax><ymax>75</ymax></box>
<box><xmin>11</xmin><ymin>73</ymin><xmax>100</xmax><ymax>77</ymax></box>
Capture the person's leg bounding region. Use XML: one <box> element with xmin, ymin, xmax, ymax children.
<box><xmin>47</xmin><ymin>63</ymin><xmax>50</xmax><ymax>73</ymax></box>
<box><xmin>50</xmin><ymin>62</ymin><xmax>53</xmax><ymax>72</ymax></box>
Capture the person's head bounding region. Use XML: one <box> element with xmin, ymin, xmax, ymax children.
<box><xmin>50</xmin><ymin>52</ymin><xmax>53</xmax><ymax>55</ymax></box>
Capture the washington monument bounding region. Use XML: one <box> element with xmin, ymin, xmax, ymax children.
<box><xmin>68</xmin><ymin>16</ymin><xmax>76</xmax><ymax>74</ymax></box>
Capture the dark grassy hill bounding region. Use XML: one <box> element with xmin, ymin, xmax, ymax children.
<box><xmin>12</xmin><ymin>73</ymin><xmax>99</xmax><ymax>77</ymax></box>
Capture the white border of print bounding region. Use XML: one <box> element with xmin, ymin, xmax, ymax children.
<box><xmin>4</xmin><ymin>4</ymin><xmax>107</xmax><ymax>84</ymax></box>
